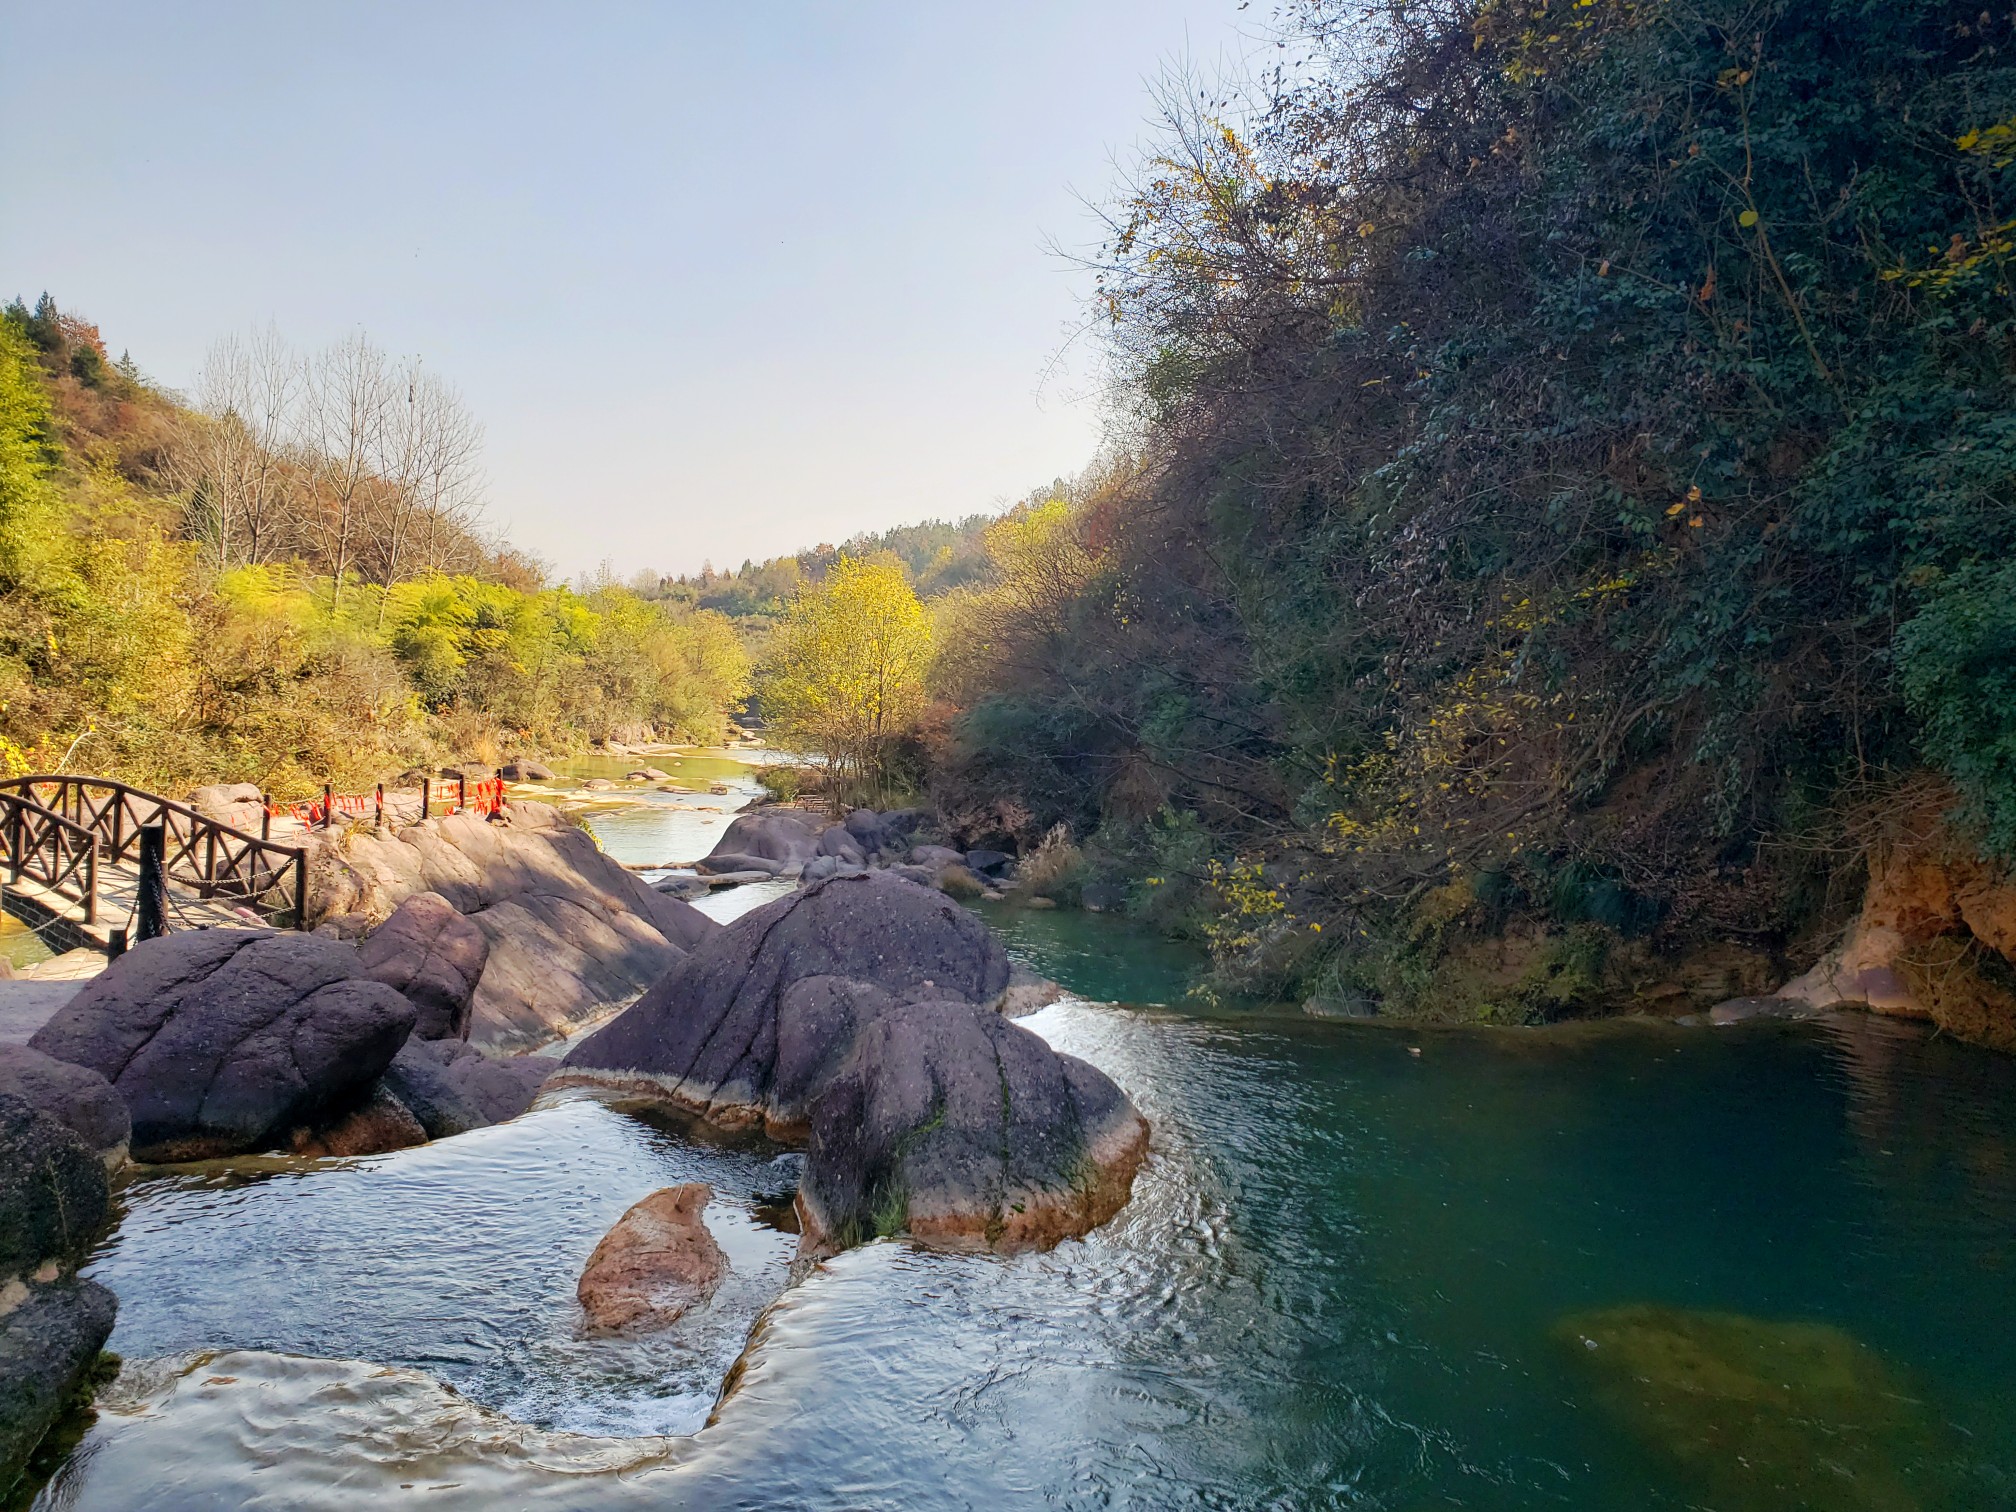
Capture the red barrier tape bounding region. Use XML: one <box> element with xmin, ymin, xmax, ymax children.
<box><xmin>270</xmin><ymin>778</ymin><xmax>505</xmax><ymax>826</ymax></box>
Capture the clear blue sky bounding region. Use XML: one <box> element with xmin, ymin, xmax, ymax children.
<box><xmin>2</xmin><ymin>2</ymin><xmax>1260</xmax><ymax>579</ymax></box>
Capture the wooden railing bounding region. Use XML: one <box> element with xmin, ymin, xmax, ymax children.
<box><xmin>0</xmin><ymin>789</ymin><xmax>100</xmax><ymax>923</ymax></box>
<box><xmin>0</xmin><ymin>775</ymin><xmax>308</xmax><ymax>929</ymax></box>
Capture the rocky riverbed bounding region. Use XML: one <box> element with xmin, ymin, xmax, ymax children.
<box><xmin>0</xmin><ymin>761</ymin><xmax>1147</xmax><ymax>1502</ymax></box>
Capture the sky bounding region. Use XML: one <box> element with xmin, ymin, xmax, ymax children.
<box><xmin>2</xmin><ymin>2</ymin><xmax>1263</xmax><ymax>580</ymax></box>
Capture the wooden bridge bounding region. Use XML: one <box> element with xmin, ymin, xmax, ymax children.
<box><xmin>0</xmin><ymin>775</ymin><xmax>308</xmax><ymax>951</ymax></box>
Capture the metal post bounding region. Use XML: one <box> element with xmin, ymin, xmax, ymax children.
<box><xmin>82</xmin><ymin>837</ymin><xmax>97</xmax><ymax>925</ymax></box>
<box><xmin>135</xmin><ymin>823</ymin><xmax>167</xmax><ymax>942</ymax></box>
<box><xmin>261</xmin><ymin>795</ymin><xmax>271</xmax><ymax>842</ymax></box>
<box><xmin>323</xmin><ymin>783</ymin><xmax>334</xmax><ymax>829</ymax></box>
<box><xmin>375</xmin><ymin>782</ymin><xmax>384</xmax><ymax>827</ymax></box>
<box><xmin>292</xmin><ymin>850</ymin><xmax>306</xmax><ymax>931</ymax></box>
<box><xmin>457</xmin><ymin>778</ymin><xmax>466</xmax><ymax>813</ymax></box>
<box><xmin>108</xmin><ymin>927</ymin><xmax>127</xmax><ymax>959</ymax></box>
<box><xmin>420</xmin><ymin>778</ymin><xmax>431</xmax><ymax>821</ymax></box>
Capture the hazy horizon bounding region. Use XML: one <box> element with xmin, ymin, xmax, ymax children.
<box><xmin>2</xmin><ymin>2</ymin><xmax>1258</xmax><ymax>580</ymax></box>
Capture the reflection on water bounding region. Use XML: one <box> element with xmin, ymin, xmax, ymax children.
<box><xmin>43</xmin><ymin>928</ymin><xmax>2016</xmax><ymax>1507</ymax></box>
<box><xmin>84</xmin><ymin>1095</ymin><xmax>797</xmax><ymax>1440</ymax></box>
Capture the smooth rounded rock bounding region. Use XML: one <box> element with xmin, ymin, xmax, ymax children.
<box><xmin>0</xmin><ymin>1046</ymin><xmax>127</xmax><ymax>1162</ymax></box>
<box><xmin>357</xmin><ymin>892</ymin><xmax>489</xmax><ymax>1040</ymax></box>
<box><xmin>29</xmin><ymin>931</ymin><xmax>417</xmax><ymax>1163</ymax></box>
<box><xmin>576</xmin><ymin>1183</ymin><xmax>726</xmax><ymax>1332</ymax></box>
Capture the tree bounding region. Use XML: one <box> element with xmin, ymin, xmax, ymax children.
<box><xmin>180</xmin><ymin>324</ymin><xmax>305</xmax><ymax>569</ymax></box>
<box><xmin>303</xmin><ymin>331</ymin><xmax>394</xmax><ymax>618</ymax></box>
<box><xmin>759</xmin><ymin>555</ymin><xmax>931</xmax><ymax>804</ymax></box>
<box><xmin>364</xmin><ymin>362</ymin><xmax>484</xmax><ymax>620</ymax></box>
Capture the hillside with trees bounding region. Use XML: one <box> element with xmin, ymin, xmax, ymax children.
<box><xmin>914</xmin><ymin>0</ymin><xmax>2016</xmax><ymax>1019</ymax></box>
<box><xmin>0</xmin><ymin>296</ymin><xmax>747</xmax><ymax>796</ymax></box>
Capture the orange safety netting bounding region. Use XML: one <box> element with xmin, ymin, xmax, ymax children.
<box><xmin>269</xmin><ymin>778</ymin><xmax>505</xmax><ymax>827</ymax></box>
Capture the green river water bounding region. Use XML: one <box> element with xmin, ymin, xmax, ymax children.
<box><xmin>30</xmin><ymin>766</ymin><xmax>2016</xmax><ymax>1510</ymax></box>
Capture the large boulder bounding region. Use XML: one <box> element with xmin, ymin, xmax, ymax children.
<box><xmin>356</xmin><ymin>892</ymin><xmax>488</xmax><ymax>1040</ymax></box>
<box><xmin>801</xmin><ymin>992</ymin><xmax>1149</xmax><ymax>1253</ymax></box>
<box><xmin>561</xmin><ymin>872</ymin><xmax>1012</xmax><ymax>1130</ymax></box>
<box><xmin>555</xmin><ymin>875</ymin><xmax>1148</xmax><ymax>1254</ymax></box>
<box><xmin>0</xmin><ymin>1094</ymin><xmax>108</xmax><ymax>1277</ymax></box>
<box><xmin>702</xmin><ymin>810</ymin><xmax>830</xmax><ymax>868</ymax></box>
<box><xmin>380</xmin><ymin>1038</ymin><xmax>551</xmax><ymax>1137</ymax></box>
<box><xmin>575</xmin><ymin>1183</ymin><xmax>726</xmax><ymax>1332</ymax></box>
<box><xmin>0</xmin><ymin>1046</ymin><xmax>128</xmax><ymax>1163</ymax></box>
<box><xmin>816</xmin><ymin>827</ymin><xmax>867</xmax><ymax>864</ymax></box>
<box><xmin>304</xmin><ymin>803</ymin><xmax>720</xmax><ymax>1052</ymax></box>
<box><xmin>497</xmin><ymin>758</ymin><xmax>555</xmax><ymax>782</ymax></box>
<box><xmin>0</xmin><ymin>1093</ymin><xmax>117</xmax><ymax>1492</ymax></box>
<box><xmin>29</xmin><ymin>931</ymin><xmax>417</xmax><ymax>1162</ymax></box>
<box><xmin>0</xmin><ymin>1276</ymin><xmax>116</xmax><ymax>1496</ymax></box>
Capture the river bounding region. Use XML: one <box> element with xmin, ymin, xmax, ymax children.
<box><xmin>32</xmin><ymin>756</ymin><xmax>2016</xmax><ymax>1510</ymax></box>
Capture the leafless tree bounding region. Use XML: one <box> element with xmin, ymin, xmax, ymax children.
<box><xmin>303</xmin><ymin>332</ymin><xmax>395</xmax><ymax>617</ymax></box>
<box><xmin>364</xmin><ymin>361</ymin><xmax>486</xmax><ymax>622</ymax></box>
<box><xmin>179</xmin><ymin>324</ymin><xmax>305</xmax><ymax>569</ymax></box>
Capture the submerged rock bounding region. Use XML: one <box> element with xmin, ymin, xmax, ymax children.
<box><xmin>29</xmin><ymin>931</ymin><xmax>416</xmax><ymax>1163</ymax></box>
<box><xmin>1558</xmin><ymin>1304</ymin><xmax>1944</xmax><ymax>1510</ymax></box>
<box><xmin>576</xmin><ymin>1183</ymin><xmax>727</xmax><ymax>1332</ymax></box>
<box><xmin>291</xmin><ymin>1084</ymin><xmax>428</xmax><ymax>1158</ymax></box>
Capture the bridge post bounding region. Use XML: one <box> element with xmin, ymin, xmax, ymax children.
<box><xmin>136</xmin><ymin>823</ymin><xmax>167</xmax><ymax>942</ymax></box>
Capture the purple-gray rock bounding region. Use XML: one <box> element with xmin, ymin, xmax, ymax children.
<box><xmin>357</xmin><ymin>892</ymin><xmax>489</xmax><ymax>1040</ymax></box>
<box><xmin>381</xmin><ymin>1038</ymin><xmax>551</xmax><ymax>1135</ymax></box>
<box><xmin>799</xmin><ymin>992</ymin><xmax>1148</xmax><ymax>1253</ymax></box>
<box><xmin>694</xmin><ymin>852</ymin><xmax>785</xmax><ymax>877</ymax></box>
<box><xmin>703</xmin><ymin>810</ymin><xmax>828</xmax><ymax>867</ymax></box>
<box><xmin>0</xmin><ymin>1275</ymin><xmax>116</xmax><ymax>1491</ymax></box>
<box><xmin>0</xmin><ymin>1047</ymin><xmax>127</xmax><ymax>1160</ymax></box>
<box><xmin>29</xmin><ymin>931</ymin><xmax>417</xmax><ymax>1163</ymax></box>
<box><xmin>0</xmin><ymin>1093</ymin><xmax>109</xmax><ymax>1276</ymax></box>
<box><xmin>560</xmin><ymin>872</ymin><xmax>1011</xmax><ymax>1132</ymax></box>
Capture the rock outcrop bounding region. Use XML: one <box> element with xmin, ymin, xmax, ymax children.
<box><xmin>186</xmin><ymin>781</ymin><xmax>266</xmax><ymax>834</ymax></box>
<box><xmin>575</xmin><ymin>1183</ymin><xmax>727</xmax><ymax>1332</ymax></box>
<box><xmin>1777</xmin><ymin>832</ymin><xmax>2016</xmax><ymax>1051</ymax></box>
<box><xmin>0</xmin><ymin>1046</ymin><xmax>128</xmax><ymax>1164</ymax></box>
<box><xmin>304</xmin><ymin>802</ymin><xmax>718</xmax><ymax>1050</ymax></box>
<box><xmin>556</xmin><ymin>873</ymin><xmax>1146</xmax><ymax>1254</ymax></box>
<box><xmin>29</xmin><ymin>931</ymin><xmax>416</xmax><ymax>1162</ymax></box>
<box><xmin>356</xmin><ymin>892</ymin><xmax>488</xmax><ymax>1041</ymax></box>
<box><xmin>0</xmin><ymin>1093</ymin><xmax>117</xmax><ymax>1492</ymax></box>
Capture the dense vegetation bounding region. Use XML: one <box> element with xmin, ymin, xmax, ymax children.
<box><xmin>923</xmin><ymin>0</ymin><xmax>2016</xmax><ymax>1015</ymax></box>
<box><xmin>0</xmin><ymin>299</ymin><xmax>746</xmax><ymax>798</ymax></box>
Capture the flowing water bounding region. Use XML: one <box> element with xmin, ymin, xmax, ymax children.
<box><xmin>33</xmin><ymin>773</ymin><xmax>2016</xmax><ymax>1511</ymax></box>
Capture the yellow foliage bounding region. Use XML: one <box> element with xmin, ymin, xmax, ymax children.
<box><xmin>759</xmin><ymin>555</ymin><xmax>931</xmax><ymax>802</ymax></box>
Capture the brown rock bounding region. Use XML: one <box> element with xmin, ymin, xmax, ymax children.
<box><xmin>292</xmin><ymin>1084</ymin><xmax>428</xmax><ymax>1158</ymax></box>
<box><xmin>576</xmin><ymin>1183</ymin><xmax>726</xmax><ymax>1332</ymax></box>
